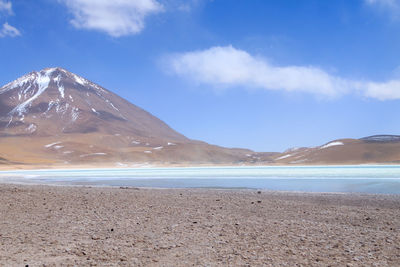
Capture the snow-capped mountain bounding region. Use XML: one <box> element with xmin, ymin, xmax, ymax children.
<box><xmin>0</xmin><ymin>67</ymin><xmax>187</xmax><ymax>140</ymax></box>
<box><xmin>0</xmin><ymin>68</ymin><xmax>259</xmax><ymax>167</ymax></box>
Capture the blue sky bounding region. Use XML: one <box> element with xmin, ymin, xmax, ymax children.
<box><xmin>1</xmin><ymin>0</ymin><xmax>400</xmax><ymax>152</ymax></box>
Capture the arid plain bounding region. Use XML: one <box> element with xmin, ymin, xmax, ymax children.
<box><xmin>0</xmin><ymin>184</ymin><xmax>399</xmax><ymax>266</ymax></box>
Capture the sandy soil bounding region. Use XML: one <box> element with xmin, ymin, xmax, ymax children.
<box><xmin>0</xmin><ymin>185</ymin><xmax>399</xmax><ymax>266</ymax></box>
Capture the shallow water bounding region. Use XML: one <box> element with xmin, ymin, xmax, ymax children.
<box><xmin>1</xmin><ymin>165</ymin><xmax>400</xmax><ymax>194</ymax></box>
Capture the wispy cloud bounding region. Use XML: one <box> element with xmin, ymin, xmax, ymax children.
<box><xmin>60</xmin><ymin>0</ymin><xmax>164</xmax><ymax>37</ymax></box>
<box><xmin>0</xmin><ymin>0</ymin><xmax>12</xmax><ymax>15</ymax></box>
<box><xmin>365</xmin><ymin>0</ymin><xmax>399</xmax><ymax>7</ymax></box>
<box><xmin>0</xmin><ymin>22</ymin><xmax>20</xmax><ymax>37</ymax></box>
<box><xmin>364</xmin><ymin>80</ymin><xmax>400</xmax><ymax>100</ymax></box>
<box><xmin>165</xmin><ymin>45</ymin><xmax>400</xmax><ymax>101</ymax></box>
<box><xmin>0</xmin><ymin>1</ymin><xmax>20</xmax><ymax>38</ymax></box>
<box><xmin>174</xmin><ymin>0</ymin><xmax>212</xmax><ymax>12</ymax></box>
<box><xmin>365</xmin><ymin>0</ymin><xmax>400</xmax><ymax>18</ymax></box>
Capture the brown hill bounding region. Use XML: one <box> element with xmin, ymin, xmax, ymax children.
<box><xmin>0</xmin><ymin>67</ymin><xmax>265</xmax><ymax>168</ymax></box>
<box><xmin>272</xmin><ymin>135</ymin><xmax>400</xmax><ymax>165</ymax></box>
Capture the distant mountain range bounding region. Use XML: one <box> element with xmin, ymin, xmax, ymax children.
<box><xmin>273</xmin><ymin>135</ymin><xmax>400</xmax><ymax>165</ymax></box>
<box><xmin>0</xmin><ymin>68</ymin><xmax>399</xmax><ymax>168</ymax></box>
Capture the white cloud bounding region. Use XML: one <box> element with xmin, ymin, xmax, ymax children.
<box><xmin>0</xmin><ymin>1</ymin><xmax>20</xmax><ymax>38</ymax></box>
<box><xmin>0</xmin><ymin>22</ymin><xmax>20</xmax><ymax>37</ymax></box>
<box><xmin>61</xmin><ymin>0</ymin><xmax>164</xmax><ymax>37</ymax></box>
<box><xmin>166</xmin><ymin>45</ymin><xmax>400</xmax><ymax>101</ymax></box>
<box><xmin>364</xmin><ymin>80</ymin><xmax>400</xmax><ymax>100</ymax></box>
<box><xmin>168</xmin><ymin>46</ymin><xmax>351</xmax><ymax>97</ymax></box>
<box><xmin>0</xmin><ymin>0</ymin><xmax>12</xmax><ymax>15</ymax></box>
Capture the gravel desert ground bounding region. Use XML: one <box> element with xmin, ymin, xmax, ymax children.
<box><xmin>0</xmin><ymin>184</ymin><xmax>399</xmax><ymax>266</ymax></box>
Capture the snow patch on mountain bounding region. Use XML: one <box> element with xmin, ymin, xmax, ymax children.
<box><xmin>54</xmin><ymin>74</ymin><xmax>65</xmax><ymax>98</ymax></box>
<box><xmin>9</xmin><ymin>69</ymin><xmax>54</xmax><ymax>116</ymax></box>
<box><xmin>275</xmin><ymin>154</ymin><xmax>292</xmax><ymax>160</ymax></box>
<box><xmin>0</xmin><ymin>73</ymin><xmax>36</xmax><ymax>94</ymax></box>
<box><xmin>320</xmin><ymin>141</ymin><xmax>344</xmax><ymax>149</ymax></box>
<box><xmin>71</xmin><ymin>107</ymin><xmax>80</xmax><ymax>122</ymax></box>
<box><xmin>72</xmin><ymin>73</ymin><xmax>87</xmax><ymax>86</ymax></box>
<box><xmin>69</xmin><ymin>71</ymin><xmax>106</xmax><ymax>94</ymax></box>
<box><xmin>25</xmin><ymin>123</ymin><xmax>37</xmax><ymax>133</ymax></box>
<box><xmin>106</xmin><ymin>99</ymin><xmax>119</xmax><ymax>111</ymax></box>
<box><xmin>45</xmin><ymin>142</ymin><xmax>62</xmax><ymax>148</ymax></box>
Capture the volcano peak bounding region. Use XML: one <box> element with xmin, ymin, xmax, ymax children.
<box><xmin>0</xmin><ymin>68</ymin><xmax>188</xmax><ymax>142</ymax></box>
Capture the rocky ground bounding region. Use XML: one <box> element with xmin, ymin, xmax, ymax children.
<box><xmin>0</xmin><ymin>184</ymin><xmax>399</xmax><ymax>266</ymax></box>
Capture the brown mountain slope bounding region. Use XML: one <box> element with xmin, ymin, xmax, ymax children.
<box><xmin>0</xmin><ymin>67</ymin><xmax>187</xmax><ymax>141</ymax></box>
<box><xmin>273</xmin><ymin>135</ymin><xmax>400</xmax><ymax>165</ymax></box>
<box><xmin>0</xmin><ymin>67</ymin><xmax>266</xmax><ymax>167</ymax></box>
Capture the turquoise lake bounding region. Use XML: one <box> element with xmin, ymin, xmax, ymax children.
<box><xmin>1</xmin><ymin>165</ymin><xmax>400</xmax><ymax>194</ymax></box>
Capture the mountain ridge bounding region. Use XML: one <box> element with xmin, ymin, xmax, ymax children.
<box><xmin>0</xmin><ymin>67</ymin><xmax>262</xmax><ymax>167</ymax></box>
<box><xmin>273</xmin><ymin>135</ymin><xmax>400</xmax><ymax>165</ymax></box>
<box><xmin>1</xmin><ymin>68</ymin><xmax>400</xmax><ymax>168</ymax></box>
<box><xmin>0</xmin><ymin>67</ymin><xmax>188</xmax><ymax>141</ymax></box>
